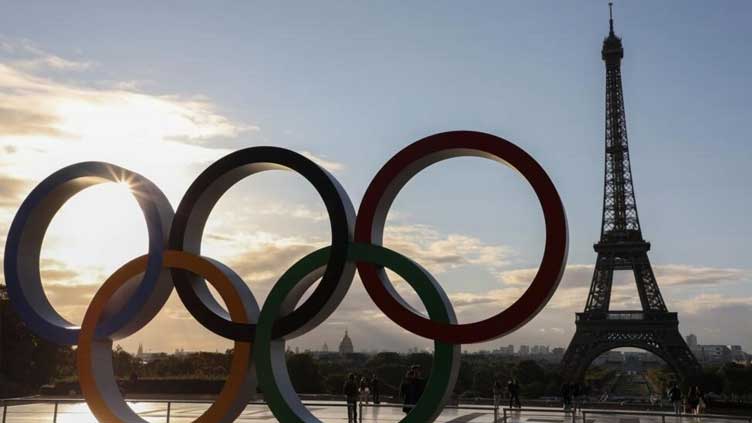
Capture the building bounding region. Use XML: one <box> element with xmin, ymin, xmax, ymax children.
<box><xmin>492</xmin><ymin>344</ymin><xmax>515</xmax><ymax>355</ymax></box>
<box><xmin>135</xmin><ymin>343</ymin><xmax>161</xmax><ymax>363</ymax></box>
<box><xmin>730</xmin><ymin>345</ymin><xmax>747</xmax><ymax>362</ymax></box>
<box><xmin>518</xmin><ymin>345</ymin><xmax>530</xmax><ymax>356</ymax></box>
<box><xmin>338</xmin><ymin>330</ymin><xmax>354</xmax><ymax>354</ymax></box>
<box><xmin>686</xmin><ymin>335</ymin><xmax>749</xmax><ymax>364</ymax></box>
<box><xmin>686</xmin><ymin>334</ymin><xmax>698</xmax><ymax>349</ymax></box>
<box><xmin>698</xmin><ymin>345</ymin><xmax>732</xmax><ymax>363</ymax></box>
<box><xmin>531</xmin><ymin>345</ymin><xmax>550</xmax><ymax>355</ymax></box>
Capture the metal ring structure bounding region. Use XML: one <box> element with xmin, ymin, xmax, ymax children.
<box><xmin>355</xmin><ymin>131</ymin><xmax>568</xmax><ymax>344</ymax></box>
<box><xmin>4</xmin><ymin>131</ymin><xmax>568</xmax><ymax>423</ymax></box>
<box><xmin>77</xmin><ymin>250</ymin><xmax>258</xmax><ymax>423</ymax></box>
<box><xmin>169</xmin><ymin>147</ymin><xmax>356</xmax><ymax>342</ymax></box>
<box><xmin>253</xmin><ymin>243</ymin><xmax>460</xmax><ymax>423</ymax></box>
<box><xmin>3</xmin><ymin>162</ymin><xmax>174</xmax><ymax>345</ymax></box>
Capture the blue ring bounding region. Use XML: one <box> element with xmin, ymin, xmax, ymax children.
<box><xmin>3</xmin><ymin>162</ymin><xmax>174</xmax><ymax>345</ymax></box>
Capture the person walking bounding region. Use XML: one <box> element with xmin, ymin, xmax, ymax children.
<box><xmin>343</xmin><ymin>373</ymin><xmax>359</xmax><ymax>423</ymax></box>
<box><xmin>370</xmin><ymin>374</ymin><xmax>380</xmax><ymax>404</ymax></box>
<box><xmin>667</xmin><ymin>383</ymin><xmax>682</xmax><ymax>416</ymax></box>
<box><xmin>508</xmin><ymin>378</ymin><xmax>521</xmax><ymax>408</ymax></box>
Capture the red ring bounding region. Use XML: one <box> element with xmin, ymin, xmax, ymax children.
<box><xmin>355</xmin><ymin>131</ymin><xmax>568</xmax><ymax>344</ymax></box>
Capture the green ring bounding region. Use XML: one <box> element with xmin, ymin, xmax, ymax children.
<box><xmin>253</xmin><ymin>243</ymin><xmax>460</xmax><ymax>422</ymax></box>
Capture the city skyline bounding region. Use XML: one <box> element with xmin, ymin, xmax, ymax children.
<box><xmin>0</xmin><ymin>1</ymin><xmax>750</xmax><ymax>356</ymax></box>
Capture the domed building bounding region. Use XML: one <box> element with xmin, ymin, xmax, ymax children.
<box><xmin>338</xmin><ymin>330</ymin><xmax>354</xmax><ymax>354</ymax></box>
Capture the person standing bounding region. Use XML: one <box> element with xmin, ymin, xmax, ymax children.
<box><xmin>359</xmin><ymin>376</ymin><xmax>370</xmax><ymax>405</ymax></box>
<box><xmin>571</xmin><ymin>382</ymin><xmax>581</xmax><ymax>414</ymax></box>
<box><xmin>687</xmin><ymin>386</ymin><xmax>699</xmax><ymax>416</ymax></box>
<box><xmin>344</xmin><ymin>373</ymin><xmax>359</xmax><ymax>423</ymax></box>
<box><xmin>667</xmin><ymin>383</ymin><xmax>682</xmax><ymax>416</ymax></box>
<box><xmin>400</xmin><ymin>369</ymin><xmax>414</xmax><ymax>414</ymax></box>
<box><xmin>561</xmin><ymin>383</ymin><xmax>572</xmax><ymax>411</ymax></box>
<box><xmin>401</xmin><ymin>365</ymin><xmax>426</xmax><ymax>414</ymax></box>
<box><xmin>508</xmin><ymin>378</ymin><xmax>521</xmax><ymax>408</ymax></box>
<box><xmin>696</xmin><ymin>386</ymin><xmax>706</xmax><ymax>415</ymax></box>
<box><xmin>492</xmin><ymin>378</ymin><xmax>503</xmax><ymax>410</ymax></box>
<box><xmin>370</xmin><ymin>374</ymin><xmax>380</xmax><ymax>404</ymax></box>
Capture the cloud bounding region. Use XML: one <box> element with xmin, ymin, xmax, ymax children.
<box><xmin>656</xmin><ymin>265</ymin><xmax>746</xmax><ymax>286</ymax></box>
<box><xmin>500</xmin><ymin>264</ymin><xmax>593</xmax><ymax>288</ymax></box>
<box><xmin>499</xmin><ymin>263</ymin><xmax>749</xmax><ymax>290</ymax></box>
<box><xmin>0</xmin><ymin>107</ymin><xmax>65</xmax><ymax>137</ymax></box>
<box><xmin>0</xmin><ymin>174</ymin><xmax>32</xmax><ymax>206</ymax></box>
<box><xmin>227</xmin><ymin>242</ymin><xmax>320</xmax><ymax>286</ymax></box>
<box><xmin>384</xmin><ymin>224</ymin><xmax>513</xmax><ymax>276</ymax></box>
<box><xmin>300</xmin><ymin>151</ymin><xmax>346</xmax><ymax>173</ymax></box>
<box><xmin>673</xmin><ymin>293</ymin><xmax>752</xmax><ymax>315</ymax></box>
<box><xmin>0</xmin><ymin>37</ymin><xmax>93</xmax><ymax>71</ymax></box>
<box><xmin>0</xmin><ymin>63</ymin><xmax>251</xmax><ymax>142</ymax></box>
<box><xmin>251</xmin><ymin>203</ymin><xmax>329</xmax><ymax>222</ymax></box>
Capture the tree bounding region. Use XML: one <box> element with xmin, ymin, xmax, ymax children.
<box><xmin>0</xmin><ymin>284</ymin><xmax>71</xmax><ymax>397</ymax></box>
<box><xmin>471</xmin><ymin>364</ymin><xmax>495</xmax><ymax>396</ymax></box>
<box><xmin>515</xmin><ymin>360</ymin><xmax>545</xmax><ymax>385</ymax></box>
<box><xmin>721</xmin><ymin>363</ymin><xmax>752</xmax><ymax>398</ymax></box>
<box><xmin>286</xmin><ymin>353</ymin><xmax>323</xmax><ymax>393</ymax></box>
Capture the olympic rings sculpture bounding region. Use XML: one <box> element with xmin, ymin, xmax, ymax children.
<box><xmin>4</xmin><ymin>130</ymin><xmax>568</xmax><ymax>423</ymax></box>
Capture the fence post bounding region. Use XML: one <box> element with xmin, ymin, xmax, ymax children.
<box><xmin>166</xmin><ymin>401</ymin><xmax>171</xmax><ymax>423</ymax></box>
<box><xmin>52</xmin><ymin>401</ymin><xmax>58</xmax><ymax>423</ymax></box>
<box><xmin>503</xmin><ymin>407</ymin><xmax>507</xmax><ymax>423</ymax></box>
<box><xmin>582</xmin><ymin>411</ymin><xmax>586</xmax><ymax>423</ymax></box>
<box><xmin>2</xmin><ymin>400</ymin><xmax>7</xmax><ymax>423</ymax></box>
<box><xmin>661</xmin><ymin>414</ymin><xmax>665</xmax><ymax>423</ymax></box>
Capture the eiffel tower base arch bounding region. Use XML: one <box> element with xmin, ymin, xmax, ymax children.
<box><xmin>560</xmin><ymin>312</ymin><xmax>702</xmax><ymax>383</ymax></box>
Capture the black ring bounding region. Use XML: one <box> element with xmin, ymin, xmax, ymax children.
<box><xmin>169</xmin><ymin>147</ymin><xmax>355</xmax><ymax>341</ymax></box>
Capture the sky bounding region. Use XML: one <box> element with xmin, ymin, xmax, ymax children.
<box><xmin>0</xmin><ymin>1</ymin><xmax>750</xmax><ymax>356</ymax></box>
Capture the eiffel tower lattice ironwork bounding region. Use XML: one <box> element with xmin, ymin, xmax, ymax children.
<box><xmin>560</xmin><ymin>4</ymin><xmax>701</xmax><ymax>382</ymax></box>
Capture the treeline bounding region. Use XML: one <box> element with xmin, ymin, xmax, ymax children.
<box><xmin>647</xmin><ymin>365</ymin><xmax>752</xmax><ymax>400</ymax></box>
<box><xmin>88</xmin><ymin>348</ymin><xmax>564</xmax><ymax>399</ymax></box>
<box><xmin>280</xmin><ymin>351</ymin><xmax>563</xmax><ymax>399</ymax></box>
<box><xmin>112</xmin><ymin>346</ymin><xmax>233</xmax><ymax>379</ymax></box>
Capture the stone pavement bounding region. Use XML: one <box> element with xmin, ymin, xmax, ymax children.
<box><xmin>1</xmin><ymin>401</ymin><xmax>748</xmax><ymax>422</ymax></box>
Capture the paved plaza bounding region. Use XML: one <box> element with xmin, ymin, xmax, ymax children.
<box><xmin>1</xmin><ymin>401</ymin><xmax>748</xmax><ymax>423</ymax></box>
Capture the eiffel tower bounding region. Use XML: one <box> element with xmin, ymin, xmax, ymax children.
<box><xmin>560</xmin><ymin>4</ymin><xmax>701</xmax><ymax>382</ymax></box>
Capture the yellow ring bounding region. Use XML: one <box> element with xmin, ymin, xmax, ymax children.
<box><xmin>77</xmin><ymin>250</ymin><xmax>255</xmax><ymax>423</ymax></box>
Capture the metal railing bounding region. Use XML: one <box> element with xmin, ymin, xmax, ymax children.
<box><xmin>0</xmin><ymin>398</ymin><xmax>497</xmax><ymax>422</ymax></box>
<box><xmin>499</xmin><ymin>406</ymin><xmax>752</xmax><ymax>423</ymax></box>
<box><xmin>1</xmin><ymin>398</ymin><xmax>751</xmax><ymax>422</ymax></box>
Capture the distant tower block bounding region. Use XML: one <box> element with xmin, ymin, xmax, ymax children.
<box><xmin>686</xmin><ymin>334</ymin><xmax>698</xmax><ymax>349</ymax></box>
<box><xmin>560</xmin><ymin>3</ymin><xmax>700</xmax><ymax>382</ymax></box>
<box><xmin>338</xmin><ymin>330</ymin><xmax>354</xmax><ymax>354</ymax></box>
